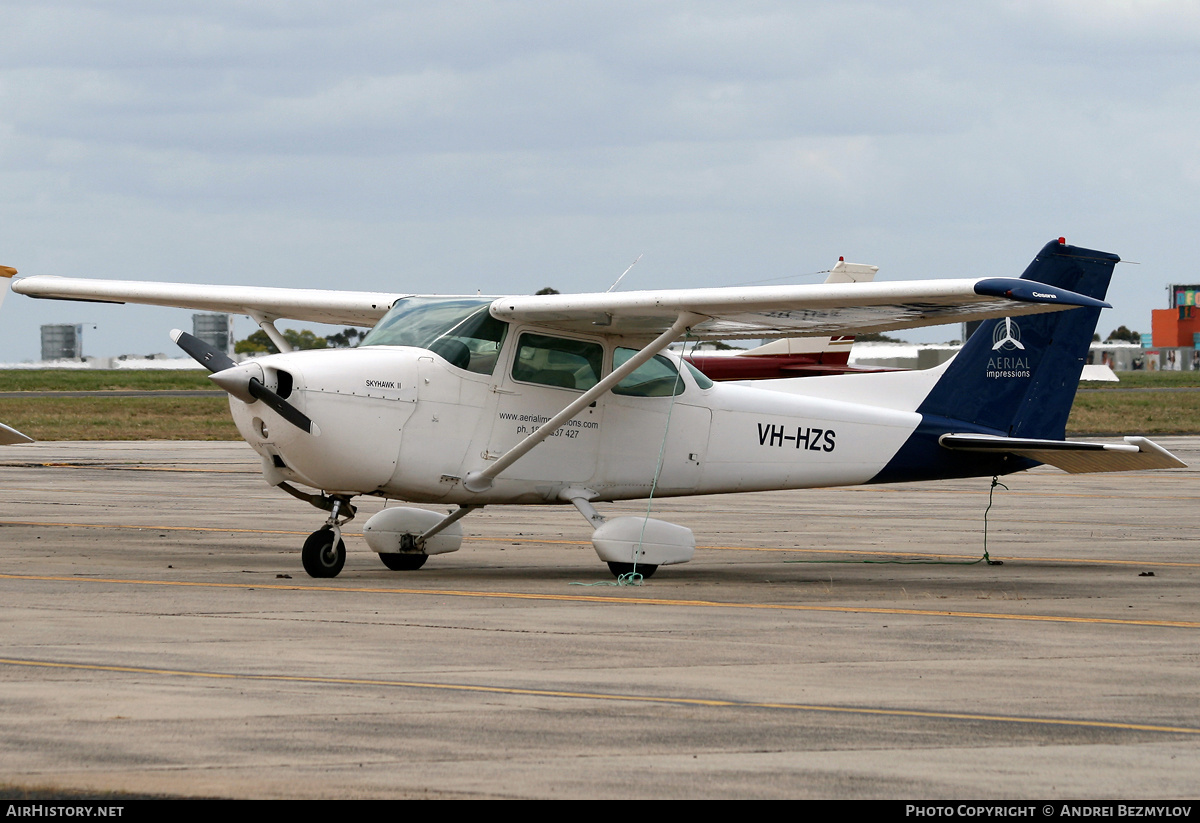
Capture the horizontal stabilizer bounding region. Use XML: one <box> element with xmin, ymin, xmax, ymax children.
<box><xmin>938</xmin><ymin>433</ymin><xmax>1185</xmax><ymax>473</ymax></box>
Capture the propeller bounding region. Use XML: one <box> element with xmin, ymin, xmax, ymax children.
<box><xmin>171</xmin><ymin>329</ymin><xmax>236</xmax><ymax>373</ymax></box>
<box><xmin>171</xmin><ymin>329</ymin><xmax>318</xmax><ymax>435</ymax></box>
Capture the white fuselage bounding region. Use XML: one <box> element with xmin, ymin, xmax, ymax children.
<box><xmin>229</xmin><ymin>332</ymin><xmax>925</xmax><ymax>507</ymax></box>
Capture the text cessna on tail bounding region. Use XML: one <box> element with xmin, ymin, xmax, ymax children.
<box><xmin>12</xmin><ymin>239</ymin><xmax>1184</xmax><ymax>578</ymax></box>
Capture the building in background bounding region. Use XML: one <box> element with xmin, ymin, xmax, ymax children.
<box><xmin>192</xmin><ymin>313</ymin><xmax>233</xmax><ymax>356</ymax></box>
<box><xmin>40</xmin><ymin>323</ymin><xmax>83</xmax><ymax>361</ymax></box>
<box><xmin>1144</xmin><ymin>285</ymin><xmax>1200</xmax><ymax>370</ymax></box>
<box><xmin>1152</xmin><ymin>285</ymin><xmax>1200</xmax><ymax>348</ymax></box>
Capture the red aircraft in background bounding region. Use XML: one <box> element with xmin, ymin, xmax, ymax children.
<box><xmin>684</xmin><ymin>334</ymin><xmax>871</xmax><ymax>380</ymax></box>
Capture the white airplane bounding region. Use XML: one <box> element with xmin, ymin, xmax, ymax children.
<box><xmin>12</xmin><ymin>239</ymin><xmax>1184</xmax><ymax>578</ymax></box>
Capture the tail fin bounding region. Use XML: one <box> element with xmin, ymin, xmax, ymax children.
<box><xmin>916</xmin><ymin>239</ymin><xmax>1118</xmax><ymax>440</ymax></box>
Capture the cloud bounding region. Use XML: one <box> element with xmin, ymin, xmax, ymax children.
<box><xmin>1</xmin><ymin>1</ymin><xmax>1198</xmax><ymax>359</ymax></box>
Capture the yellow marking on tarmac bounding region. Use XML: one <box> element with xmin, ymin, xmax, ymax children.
<box><xmin>0</xmin><ymin>656</ymin><xmax>1196</xmax><ymax>737</ymax></box>
<box><xmin>2</xmin><ymin>573</ymin><xmax>1199</xmax><ymax>629</ymax></box>
<box><xmin>4</xmin><ymin>520</ymin><xmax>1200</xmax><ymax>567</ymax></box>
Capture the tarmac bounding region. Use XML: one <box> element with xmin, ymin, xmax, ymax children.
<box><xmin>1</xmin><ymin>438</ymin><xmax>1198</xmax><ymax>799</ymax></box>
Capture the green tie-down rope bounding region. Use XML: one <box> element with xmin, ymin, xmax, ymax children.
<box><xmin>783</xmin><ymin>476</ymin><xmax>1007</xmax><ymax>566</ymax></box>
<box><xmin>569</xmin><ymin>571</ymin><xmax>643</xmax><ymax>587</ymax></box>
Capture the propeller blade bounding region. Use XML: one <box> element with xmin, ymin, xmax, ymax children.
<box><xmin>171</xmin><ymin>329</ymin><xmax>237</xmax><ymax>373</ymax></box>
<box><xmin>248</xmin><ymin>377</ymin><xmax>317</xmax><ymax>435</ymax></box>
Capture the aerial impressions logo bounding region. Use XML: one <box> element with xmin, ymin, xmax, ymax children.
<box><xmin>987</xmin><ymin>318</ymin><xmax>1030</xmax><ymax>378</ymax></box>
<box><xmin>991</xmin><ymin>317</ymin><xmax>1025</xmax><ymax>352</ymax></box>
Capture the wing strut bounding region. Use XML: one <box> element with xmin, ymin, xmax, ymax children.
<box><xmin>463</xmin><ymin>312</ymin><xmax>706</xmax><ymax>493</ymax></box>
<box><xmin>249</xmin><ymin>311</ymin><xmax>293</xmax><ymax>353</ymax></box>
<box><xmin>417</xmin><ymin>504</ymin><xmax>482</xmax><ymax>547</ymax></box>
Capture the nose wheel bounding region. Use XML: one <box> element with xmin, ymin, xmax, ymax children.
<box><xmin>300</xmin><ymin>496</ymin><xmax>355</xmax><ymax>578</ymax></box>
<box><xmin>302</xmin><ymin>527</ymin><xmax>346</xmax><ymax>578</ymax></box>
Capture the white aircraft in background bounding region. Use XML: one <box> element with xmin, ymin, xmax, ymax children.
<box><xmin>0</xmin><ymin>266</ymin><xmax>34</xmax><ymax>445</ymax></box>
<box><xmin>12</xmin><ymin>239</ymin><xmax>1183</xmax><ymax>578</ymax></box>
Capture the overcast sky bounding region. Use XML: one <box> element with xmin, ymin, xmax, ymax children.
<box><xmin>1</xmin><ymin>1</ymin><xmax>1196</xmax><ymax>361</ymax></box>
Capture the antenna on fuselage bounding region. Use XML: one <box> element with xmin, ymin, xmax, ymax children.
<box><xmin>607</xmin><ymin>253</ymin><xmax>643</xmax><ymax>293</ymax></box>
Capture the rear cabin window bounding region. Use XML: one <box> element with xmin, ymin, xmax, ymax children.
<box><xmin>512</xmin><ymin>334</ymin><xmax>603</xmax><ymax>391</ymax></box>
<box><xmin>684</xmin><ymin>359</ymin><xmax>714</xmax><ymax>390</ymax></box>
<box><xmin>612</xmin><ymin>348</ymin><xmax>687</xmax><ymax>397</ymax></box>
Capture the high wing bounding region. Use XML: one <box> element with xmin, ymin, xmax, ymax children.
<box><xmin>13</xmin><ymin>274</ymin><xmax>1109</xmax><ymax>341</ymax></box>
<box><xmin>12</xmin><ymin>277</ymin><xmax>405</xmax><ymax>327</ymax></box>
<box><xmin>488</xmin><ymin>278</ymin><xmax>1107</xmax><ymax>340</ymax></box>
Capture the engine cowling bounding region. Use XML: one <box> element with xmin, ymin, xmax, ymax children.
<box><xmin>228</xmin><ymin>348</ymin><xmax>418</xmax><ymax>494</ymax></box>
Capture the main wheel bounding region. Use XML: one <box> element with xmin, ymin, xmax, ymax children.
<box><xmin>379</xmin><ymin>552</ymin><xmax>428</xmax><ymax>571</ymax></box>
<box><xmin>302</xmin><ymin>528</ymin><xmax>346</xmax><ymax>578</ymax></box>
<box><xmin>606</xmin><ymin>562</ymin><xmax>658</xmax><ymax>579</ymax></box>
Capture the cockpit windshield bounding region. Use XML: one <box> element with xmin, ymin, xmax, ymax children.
<box><xmin>359</xmin><ymin>297</ymin><xmax>508</xmax><ymax>375</ymax></box>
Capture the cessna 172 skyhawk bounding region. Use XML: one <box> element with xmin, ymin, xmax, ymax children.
<box><xmin>11</xmin><ymin>239</ymin><xmax>1184</xmax><ymax>579</ymax></box>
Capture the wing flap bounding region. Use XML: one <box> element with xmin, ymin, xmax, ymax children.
<box><xmin>939</xmin><ymin>433</ymin><xmax>1186</xmax><ymax>473</ymax></box>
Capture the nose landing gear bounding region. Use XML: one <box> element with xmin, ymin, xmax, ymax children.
<box><xmin>302</xmin><ymin>527</ymin><xmax>346</xmax><ymax>578</ymax></box>
<box><xmin>301</xmin><ymin>495</ymin><xmax>357</xmax><ymax>579</ymax></box>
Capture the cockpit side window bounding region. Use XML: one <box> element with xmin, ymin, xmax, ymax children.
<box><xmin>512</xmin><ymin>333</ymin><xmax>603</xmax><ymax>391</ymax></box>
<box><xmin>434</xmin><ymin>307</ymin><xmax>508</xmax><ymax>375</ymax></box>
<box><xmin>359</xmin><ymin>298</ymin><xmax>508</xmax><ymax>375</ymax></box>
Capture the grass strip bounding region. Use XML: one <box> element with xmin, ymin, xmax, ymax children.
<box><xmin>0</xmin><ymin>369</ymin><xmax>211</xmax><ymax>392</ymax></box>
<box><xmin>2</xmin><ymin>370</ymin><xmax>1200</xmax><ymax>440</ymax></box>
<box><xmin>0</xmin><ymin>397</ymin><xmax>239</xmax><ymax>440</ymax></box>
